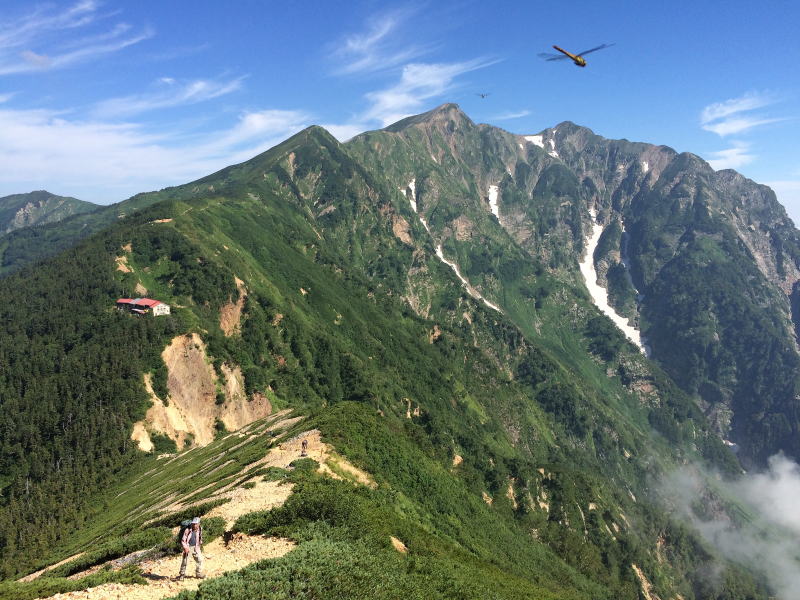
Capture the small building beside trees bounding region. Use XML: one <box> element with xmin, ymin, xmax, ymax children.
<box><xmin>116</xmin><ymin>297</ymin><xmax>171</xmax><ymax>316</ymax></box>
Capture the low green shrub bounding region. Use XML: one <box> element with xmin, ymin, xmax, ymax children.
<box><xmin>233</xmin><ymin>477</ymin><xmax>390</xmax><ymax>545</ymax></box>
<box><xmin>47</xmin><ymin>528</ymin><xmax>171</xmax><ymax>578</ymax></box>
<box><xmin>151</xmin><ymin>432</ymin><xmax>178</xmax><ymax>454</ymax></box>
<box><xmin>145</xmin><ymin>498</ymin><xmax>231</xmax><ymax>530</ymax></box>
<box><xmin>262</xmin><ymin>467</ymin><xmax>289</xmax><ymax>482</ymax></box>
<box><xmin>0</xmin><ymin>566</ymin><xmax>146</xmax><ymax>600</ymax></box>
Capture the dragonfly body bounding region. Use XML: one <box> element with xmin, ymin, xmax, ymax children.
<box><xmin>538</xmin><ymin>43</ymin><xmax>614</xmax><ymax>67</ymax></box>
<box><xmin>553</xmin><ymin>45</ymin><xmax>586</xmax><ymax>67</ymax></box>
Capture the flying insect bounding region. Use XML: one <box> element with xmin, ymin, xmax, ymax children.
<box><xmin>538</xmin><ymin>43</ymin><xmax>614</xmax><ymax>67</ymax></box>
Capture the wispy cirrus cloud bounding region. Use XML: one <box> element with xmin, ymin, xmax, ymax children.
<box><xmin>491</xmin><ymin>109</ymin><xmax>531</xmax><ymax>121</ymax></box>
<box><xmin>364</xmin><ymin>58</ymin><xmax>499</xmax><ymax>126</ymax></box>
<box><xmin>0</xmin><ymin>1</ymin><xmax>151</xmax><ymax>76</ymax></box>
<box><xmin>701</xmin><ymin>91</ymin><xmax>788</xmax><ymax>172</ymax></box>
<box><xmin>703</xmin><ymin>116</ymin><xmax>784</xmax><ymax>137</ymax></box>
<box><xmin>701</xmin><ymin>91</ymin><xmax>775</xmax><ymax>124</ymax></box>
<box><xmin>0</xmin><ymin>105</ymin><xmax>310</xmax><ymax>201</ymax></box>
<box><xmin>210</xmin><ymin>109</ymin><xmax>310</xmax><ymax>151</ymax></box>
<box><xmin>322</xmin><ymin>9</ymin><xmax>500</xmax><ymax>137</ymax></box>
<box><xmin>331</xmin><ymin>8</ymin><xmax>430</xmax><ymax>75</ymax></box>
<box><xmin>701</xmin><ymin>91</ymin><xmax>784</xmax><ymax>136</ymax></box>
<box><xmin>706</xmin><ymin>141</ymin><xmax>755</xmax><ymax>170</ymax></box>
<box><xmin>92</xmin><ymin>76</ymin><xmax>246</xmax><ymax>118</ymax></box>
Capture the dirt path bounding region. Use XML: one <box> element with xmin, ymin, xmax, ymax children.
<box><xmin>39</xmin><ymin>425</ymin><xmax>375</xmax><ymax>600</ymax></box>
<box><xmin>45</xmin><ymin>533</ymin><xmax>294</xmax><ymax>600</ymax></box>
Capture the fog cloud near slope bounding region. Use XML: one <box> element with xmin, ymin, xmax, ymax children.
<box><xmin>662</xmin><ymin>455</ymin><xmax>800</xmax><ymax>600</ymax></box>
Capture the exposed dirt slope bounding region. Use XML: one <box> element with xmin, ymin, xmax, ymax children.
<box><xmin>219</xmin><ymin>277</ymin><xmax>247</xmax><ymax>336</ymax></box>
<box><xmin>131</xmin><ymin>334</ymin><xmax>272</xmax><ymax>450</ymax></box>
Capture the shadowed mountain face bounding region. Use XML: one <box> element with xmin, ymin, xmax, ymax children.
<box><xmin>0</xmin><ymin>191</ymin><xmax>96</xmax><ymax>233</ymax></box>
<box><xmin>0</xmin><ymin>105</ymin><xmax>794</xmax><ymax>599</ymax></box>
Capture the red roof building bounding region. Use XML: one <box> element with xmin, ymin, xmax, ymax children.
<box><xmin>116</xmin><ymin>297</ymin><xmax>171</xmax><ymax>316</ymax></box>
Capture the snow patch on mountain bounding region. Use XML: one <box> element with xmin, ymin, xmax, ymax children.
<box><xmin>436</xmin><ymin>245</ymin><xmax>501</xmax><ymax>313</ymax></box>
<box><xmin>548</xmin><ymin>138</ymin><xmax>560</xmax><ymax>159</ymax></box>
<box><xmin>641</xmin><ymin>161</ymin><xmax>649</xmax><ymax>174</ymax></box>
<box><xmin>400</xmin><ymin>178</ymin><xmax>500</xmax><ymax>313</ymax></box>
<box><xmin>579</xmin><ymin>210</ymin><xmax>648</xmax><ymax>354</ymax></box>
<box><xmin>488</xmin><ymin>185</ymin><xmax>500</xmax><ymax>221</ymax></box>
<box><xmin>524</xmin><ymin>135</ymin><xmax>544</xmax><ymax>148</ymax></box>
<box><xmin>405</xmin><ymin>179</ymin><xmax>417</xmax><ymax>212</ymax></box>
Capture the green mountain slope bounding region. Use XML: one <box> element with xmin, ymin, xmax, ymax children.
<box><xmin>347</xmin><ymin>105</ymin><xmax>800</xmax><ymax>467</ymax></box>
<box><xmin>0</xmin><ymin>191</ymin><xmax>95</xmax><ymax>234</ymax></box>
<box><xmin>539</xmin><ymin>122</ymin><xmax>800</xmax><ymax>465</ymax></box>
<box><xmin>0</xmin><ymin>186</ymin><xmax>201</xmax><ymax>277</ymax></box>
<box><xmin>0</xmin><ymin>111</ymin><xmax>779</xmax><ymax>599</ymax></box>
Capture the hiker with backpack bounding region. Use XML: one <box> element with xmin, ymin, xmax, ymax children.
<box><xmin>177</xmin><ymin>517</ymin><xmax>205</xmax><ymax>580</ymax></box>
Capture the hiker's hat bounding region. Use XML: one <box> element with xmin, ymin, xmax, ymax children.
<box><xmin>191</xmin><ymin>517</ymin><xmax>200</xmax><ymax>524</ymax></box>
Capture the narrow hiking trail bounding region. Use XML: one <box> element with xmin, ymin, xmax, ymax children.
<box><xmin>48</xmin><ymin>534</ymin><xmax>295</xmax><ymax>600</ymax></box>
<box><xmin>39</xmin><ymin>424</ymin><xmax>374</xmax><ymax>600</ymax></box>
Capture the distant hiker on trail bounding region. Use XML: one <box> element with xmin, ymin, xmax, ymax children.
<box><xmin>178</xmin><ymin>517</ymin><xmax>205</xmax><ymax>580</ymax></box>
<box><xmin>300</xmin><ymin>438</ymin><xmax>308</xmax><ymax>457</ymax></box>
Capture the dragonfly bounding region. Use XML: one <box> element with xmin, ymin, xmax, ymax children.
<box><xmin>538</xmin><ymin>43</ymin><xmax>614</xmax><ymax>67</ymax></box>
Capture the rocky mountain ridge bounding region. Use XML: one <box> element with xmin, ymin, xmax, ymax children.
<box><xmin>347</xmin><ymin>103</ymin><xmax>800</xmax><ymax>464</ymax></box>
<box><xmin>0</xmin><ymin>190</ymin><xmax>96</xmax><ymax>234</ymax></box>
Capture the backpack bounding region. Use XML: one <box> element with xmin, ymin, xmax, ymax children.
<box><xmin>176</xmin><ymin>519</ymin><xmax>192</xmax><ymax>549</ymax></box>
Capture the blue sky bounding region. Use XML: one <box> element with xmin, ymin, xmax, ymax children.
<box><xmin>1</xmin><ymin>0</ymin><xmax>799</xmax><ymax>222</ymax></box>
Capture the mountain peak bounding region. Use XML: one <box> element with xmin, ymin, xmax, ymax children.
<box><xmin>383</xmin><ymin>102</ymin><xmax>473</xmax><ymax>133</ymax></box>
<box><xmin>0</xmin><ymin>190</ymin><xmax>95</xmax><ymax>234</ymax></box>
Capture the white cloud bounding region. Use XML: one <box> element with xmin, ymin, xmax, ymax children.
<box><xmin>323</xmin><ymin>9</ymin><xmax>499</xmax><ymax>138</ymax></box>
<box><xmin>662</xmin><ymin>455</ymin><xmax>800</xmax><ymax>600</ymax></box>
<box><xmin>364</xmin><ymin>58</ymin><xmax>498</xmax><ymax>126</ymax></box>
<box><xmin>211</xmin><ymin>109</ymin><xmax>310</xmax><ymax>150</ymax></box>
<box><xmin>731</xmin><ymin>455</ymin><xmax>800</xmax><ymax>532</ymax></box>
<box><xmin>92</xmin><ymin>76</ymin><xmax>245</xmax><ymax>118</ymax></box>
<box><xmin>706</xmin><ymin>141</ymin><xmax>754</xmax><ymax>170</ymax></box>
<box><xmin>0</xmin><ymin>106</ymin><xmax>310</xmax><ymax>202</ymax></box>
<box><xmin>319</xmin><ymin>54</ymin><xmax>499</xmax><ymax>140</ymax></box>
<box><xmin>702</xmin><ymin>116</ymin><xmax>784</xmax><ymax>137</ymax></box>
<box><xmin>491</xmin><ymin>109</ymin><xmax>531</xmax><ymax>121</ymax></box>
<box><xmin>0</xmin><ymin>1</ymin><xmax>150</xmax><ymax>76</ymax></box>
<box><xmin>700</xmin><ymin>91</ymin><xmax>782</xmax><ymax>137</ymax></box>
<box><xmin>701</xmin><ymin>91</ymin><xmax>776</xmax><ymax>125</ymax></box>
<box><xmin>331</xmin><ymin>9</ymin><xmax>429</xmax><ymax>75</ymax></box>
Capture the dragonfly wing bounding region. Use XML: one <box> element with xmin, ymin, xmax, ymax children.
<box><xmin>576</xmin><ymin>43</ymin><xmax>615</xmax><ymax>57</ymax></box>
<box><xmin>537</xmin><ymin>52</ymin><xmax>570</xmax><ymax>61</ymax></box>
